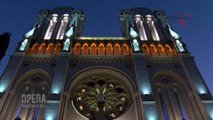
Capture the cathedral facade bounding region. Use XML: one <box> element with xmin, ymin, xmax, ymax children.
<box><xmin>0</xmin><ymin>7</ymin><xmax>212</xmax><ymax>120</ymax></box>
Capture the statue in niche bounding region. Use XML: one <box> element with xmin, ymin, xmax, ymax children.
<box><xmin>19</xmin><ymin>39</ymin><xmax>28</xmax><ymax>51</ymax></box>
<box><xmin>130</xmin><ymin>27</ymin><xmax>138</xmax><ymax>38</ymax></box>
<box><xmin>70</xmin><ymin>12</ymin><xmax>80</xmax><ymax>27</ymax></box>
<box><xmin>125</xmin><ymin>14</ymin><xmax>134</xmax><ymax>28</ymax></box>
<box><xmin>33</xmin><ymin>10</ymin><xmax>48</xmax><ymax>27</ymax></box>
<box><xmin>133</xmin><ymin>39</ymin><xmax>140</xmax><ymax>51</ymax></box>
<box><xmin>63</xmin><ymin>39</ymin><xmax>70</xmax><ymax>51</ymax></box>
<box><xmin>176</xmin><ymin>40</ymin><xmax>185</xmax><ymax>52</ymax></box>
<box><xmin>157</xmin><ymin>11</ymin><xmax>169</xmax><ymax>28</ymax></box>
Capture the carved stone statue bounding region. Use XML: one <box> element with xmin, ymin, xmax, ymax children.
<box><xmin>70</xmin><ymin>12</ymin><xmax>80</xmax><ymax>27</ymax></box>
<box><xmin>133</xmin><ymin>39</ymin><xmax>140</xmax><ymax>51</ymax></box>
<box><xmin>19</xmin><ymin>39</ymin><xmax>28</xmax><ymax>51</ymax></box>
<box><xmin>176</xmin><ymin>40</ymin><xmax>185</xmax><ymax>52</ymax></box>
<box><xmin>33</xmin><ymin>10</ymin><xmax>48</xmax><ymax>27</ymax></box>
<box><xmin>63</xmin><ymin>39</ymin><xmax>70</xmax><ymax>51</ymax></box>
<box><xmin>125</xmin><ymin>14</ymin><xmax>134</xmax><ymax>27</ymax></box>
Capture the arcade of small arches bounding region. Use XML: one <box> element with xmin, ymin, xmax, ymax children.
<box><xmin>27</xmin><ymin>42</ymin><xmax>177</xmax><ymax>56</ymax></box>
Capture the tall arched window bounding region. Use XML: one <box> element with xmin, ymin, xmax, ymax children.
<box><xmin>7</xmin><ymin>72</ymin><xmax>51</xmax><ymax>120</ymax></box>
<box><xmin>37</xmin><ymin>43</ymin><xmax>46</xmax><ymax>54</ymax></box>
<box><xmin>53</xmin><ymin>43</ymin><xmax>61</xmax><ymax>54</ymax></box>
<box><xmin>158</xmin><ymin>90</ymin><xmax>169</xmax><ymax>120</ymax></box>
<box><xmin>122</xmin><ymin>43</ymin><xmax>130</xmax><ymax>55</ymax></box>
<box><xmin>158</xmin><ymin>44</ymin><xmax>166</xmax><ymax>56</ymax></box>
<box><xmin>90</xmin><ymin>43</ymin><xmax>97</xmax><ymax>55</ymax></box>
<box><xmin>150</xmin><ymin>44</ymin><xmax>158</xmax><ymax>56</ymax></box>
<box><xmin>114</xmin><ymin>43</ymin><xmax>121</xmax><ymax>55</ymax></box>
<box><xmin>146</xmin><ymin>15</ymin><xmax>160</xmax><ymax>41</ymax></box>
<box><xmin>45</xmin><ymin>43</ymin><xmax>54</xmax><ymax>54</ymax></box>
<box><xmin>151</xmin><ymin>72</ymin><xmax>198</xmax><ymax>120</ymax></box>
<box><xmin>73</xmin><ymin>43</ymin><xmax>81</xmax><ymax>55</ymax></box>
<box><xmin>98</xmin><ymin>43</ymin><xmax>105</xmax><ymax>55</ymax></box>
<box><xmin>135</xmin><ymin>14</ymin><xmax>147</xmax><ymax>40</ymax></box>
<box><xmin>44</xmin><ymin>14</ymin><xmax>58</xmax><ymax>40</ymax></box>
<box><xmin>106</xmin><ymin>43</ymin><xmax>113</xmax><ymax>55</ymax></box>
<box><xmin>82</xmin><ymin>43</ymin><xmax>89</xmax><ymax>55</ymax></box>
<box><xmin>56</xmin><ymin>14</ymin><xmax>69</xmax><ymax>40</ymax></box>
<box><xmin>28</xmin><ymin>43</ymin><xmax>39</xmax><ymax>54</ymax></box>
<box><xmin>142</xmin><ymin>44</ymin><xmax>150</xmax><ymax>55</ymax></box>
<box><xmin>165</xmin><ymin>44</ymin><xmax>174</xmax><ymax>56</ymax></box>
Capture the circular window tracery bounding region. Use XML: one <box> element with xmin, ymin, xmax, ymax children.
<box><xmin>71</xmin><ymin>74</ymin><xmax>131</xmax><ymax>119</ymax></box>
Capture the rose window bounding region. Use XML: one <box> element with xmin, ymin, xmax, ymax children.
<box><xmin>72</xmin><ymin>74</ymin><xmax>131</xmax><ymax>119</ymax></box>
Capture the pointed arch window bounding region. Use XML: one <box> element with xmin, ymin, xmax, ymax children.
<box><xmin>45</xmin><ymin>43</ymin><xmax>54</xmax><ymax>54</ymax></box>
<box><xmin>44</xmin><ymin>14</ymin><xmax>58</xmax><ymax>40</ymax></box>
<box><xmin>98</xmin><ymin>43</ymin><xmax>105</xmax><ymax>55</ymax></box>
<box><xmin>159</xmin><ymin>92</ymin><xmax>169</xmax><ymax>120</ymax></box>
<box><xmin>73</xmin><ymin>43</ymin><xmax>81</xmax><ymax>55</ymax></box>
<box><xmin>56</xmin><ymin>14</ymin><xmax>69</xmax><ymax>40</ymax></box>
<box><xmin>114</xmin><ymin>43</ymin><xmax>121</xmax><ymax>55</ymax></box>
<box><xmin>135</xmin><ymin>14</ymin><xmax>147</xmax><ymax>41</ymax></box>
<box><xmin>142</xmin><ymin>44</ymin><xmax>150</xmax><ymax>55</ymax></box>
<box><xmin>82</xmin><ymin>43</ymin><xmax>89</xmax><ymax>55</ymax></box>
<box><xmin>53</xmin><ymin>43</ymin><xmax>61</xmax><ymax>54</ymax></box>
<box><xmin>122</xmin><ymin>44</ymin><xmax>130</xmax><ymax>55</ymax></box>
<box><xmin>90</xmin><ymin>43</ymin><xmax>97</xmax><ymax>55</ymax></box>
<box><xmin>106</xmin><ymin>43</ymin><xmax>113</xmax><ymax>55</ymax></box>
<box><xmin>158</xmin><ymin>44</ymin><xmax>166</xmax><ymax>56</ymax></box>
<box><xmin>37</xmin><ymin>43</ymin><xmax>46</xmax><ymax>54</ymax></box>
<box><xmin>173</xmin><ymin>90</ymin><xmax>187</xmax><ymax>120</ymax></box>
<box><xmin>165</xmin><ymin>44</ymin><xmax>174</xmax><ymax>56</ymax></box>
<box><xmin>28</xmin><ymin>43</ymin><xmax>38</xmax><ymax>54</ymax></box>
<box><xmin>150</xmin><ymin>44</ymin><xmax>158</xmax><ymax>56</ymax></box>
<box><xmin>146</xmin><ymin>15</ymin><xmax>160</xmax><ymax>41</ymax></box>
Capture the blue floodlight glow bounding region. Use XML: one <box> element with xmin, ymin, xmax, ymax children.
<box><xmin>0</xmin><ymin>82</ymin><xmax>7</xmax><ymax>93</ymax></box>
<box><xmin>46</xmin><ymin>115</ymin><xmax>54</xmax><ymax>120</ymax></box>
<box><xmin>210</xmin><ymin>111</ymin><xmax>213</xmax><ymax>119</ymax></box>
<box><xmin>141</xmin><ymin>86</ymin><xmax>151</xmax><ymax>95</ymax></box>
<box><xmin>202</xmin><ymin>100</ymin><xmax>213</xmax><ymax>119</ymax></box>
<box><xmin>51</xmin><ymin>87</ymin><xmax>60</xmax><ymax>94</ymax></box>
<box><xmin>44</xmin><ymin>101</ymin><xmax>59</xmax><ymax>120</ymax></box>
<box><xmin>148</xmin><ymin>116</ymin><xmax>157</xmax><ymax>120</ymax></box>
<box><xmin>197</xmin><ymin>86</ymin><xmax>207</xmax><ymax>94</ymax></box>
<box><xmin>143</xmin><ymin>101</ymin><xmax>158</xmax><ymax>120</ymax></box>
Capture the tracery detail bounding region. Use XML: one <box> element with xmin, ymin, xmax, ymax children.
<box><xmin>72</xmin><ymin>74</ymin><xmax>131</xmax><ymax>119</ymax></box>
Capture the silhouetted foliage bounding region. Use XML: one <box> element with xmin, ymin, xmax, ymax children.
<box><xmin>14</xmin><ymin>117</ymin><xmax>21</xmax><ymax>120</ymax></box>
<box><xmin>0</xmin><ymin>32</ymin><xmax>11</xmax><ymax>62</ymax></box>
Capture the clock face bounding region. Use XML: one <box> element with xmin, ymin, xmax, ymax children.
<box><xmin>71</xmin><ymin>74</ymin><xmax>131</xmax><ymax>119</ymax></box>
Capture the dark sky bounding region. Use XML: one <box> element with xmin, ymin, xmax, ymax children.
<box><xmin>0</xmin><ymin>0</ymin><xmax>212</xmax><ymax>95</ymax></box>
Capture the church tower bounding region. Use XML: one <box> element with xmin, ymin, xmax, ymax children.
<box><xmin>0</xmin><ymin>7</ymin><xmax>212</xmax><ymax>120</ymax></box>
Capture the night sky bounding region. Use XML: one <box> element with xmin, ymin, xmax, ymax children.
<box><xmin>0</xmin><ymin>0</ymin><xmax>212</xmax><ymax>95</ymax></box>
